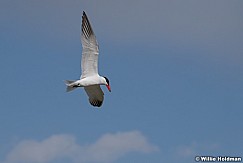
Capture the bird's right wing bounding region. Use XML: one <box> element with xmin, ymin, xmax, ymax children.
<box><xmin>80</xmin><ymin>11</ymin><xmax>99</xmax><ymax>79</ymax></box>
<box><xmin>84</xmin><ymin>85</ymin><xmax>104</xmax><ymax>107</ymax></box>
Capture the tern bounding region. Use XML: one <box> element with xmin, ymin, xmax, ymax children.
<box><xmin>65</xmin><ymin>11</ymin><xmax>111</xmax><ymax>107</ymax></box>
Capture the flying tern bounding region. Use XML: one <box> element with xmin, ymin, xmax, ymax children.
<box><xmin>65</xmin><ymin>11</ymin><xmax>111</xmax><ymax>107</ymax></box>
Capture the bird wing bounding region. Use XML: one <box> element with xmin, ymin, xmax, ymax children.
<box><xmin>84</xmin><ymin>85</ymin><xmax>104</xmax><ymax>107</ymax></box>
<box><xmin>80</xmin><ymin>11</ymin><xmax>99</xmax><ymax>79</ymax></box>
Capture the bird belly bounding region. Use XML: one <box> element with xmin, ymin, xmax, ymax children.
<box><xmin>78</xmin><ymin>76</ymin><xmax>102</xmax><ymax>86</ymax></box>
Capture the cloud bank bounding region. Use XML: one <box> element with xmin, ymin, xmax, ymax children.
<box><xmin>5</xmin><ymin>131</ymin><xmax>158</xmax><ymax>163</ymax></box>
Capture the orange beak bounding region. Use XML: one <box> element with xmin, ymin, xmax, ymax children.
<box><xmin>106</xmin><ymin>85</ymin><xmax>111</xmax><ymax>92</ymax></box>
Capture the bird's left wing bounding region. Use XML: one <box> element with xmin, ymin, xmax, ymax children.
<box><xmin>80</xmin><ymin>11</ymin><xmax>99</xmax><ymax>79</ymax></box>
<box><xmin>84</xmin><ymin>85</ymin><xmax>104</xmax><ymax>107</ymax></box>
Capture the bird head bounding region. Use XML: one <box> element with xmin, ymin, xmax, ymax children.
<box><xmin>103</xmin><ymin>76</ymin><xmax>111</xmax><ymax>92</ymax></box>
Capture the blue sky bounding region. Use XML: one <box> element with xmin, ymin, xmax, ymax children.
<box><xmin>0</xmin><ymin>0</ymin><xmax>243</xmax><ymax>162</ymax></box>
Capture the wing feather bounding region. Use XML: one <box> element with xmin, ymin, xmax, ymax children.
<box><xmin>81</xmin><ymin>12</ymin><xmax>99</xmax><ymax>79</ymax></box>
<box><xmin>84</xmin><ymin>85</ymin><xmax>104</xmax><ymax>107</ymax></box>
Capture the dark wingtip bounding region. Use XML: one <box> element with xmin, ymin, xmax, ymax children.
<box><xmin>82</xmin><ymin>11</ymin><xmax>86</xmax><ymax>19</ymax></box>
<box><xmin>89</xmin><ymin>99</ymin><xmax>103</xmax><ymax>107</ymax></box>
<box><xmin>81</xmin><ymin>11</ymin><xmax>94</xmax><ymax>39</ymax></box>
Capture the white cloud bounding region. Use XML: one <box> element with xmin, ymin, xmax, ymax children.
<box><xmin>176</xmin><ymin>143</ymin><xmax>197</xmax><ymax>158</ymax></box>
<box><xmin>175</xmin><ymin>141</ymin><xmax>220</xmax><ymax>159</ymax></box>
<box><xmin>5</xmin><ymin>131</ymin><xmax>158</xmax><ymax>163</ymax></box>
<box><xmin>78</xmin><ymin>131</ymin><xmax>159</xmax><ymax>162</ymax></box>
<box><xmin>5</xmin><ymin>134</ymin><xmax>80</xmax><ymax>163</ymax></box>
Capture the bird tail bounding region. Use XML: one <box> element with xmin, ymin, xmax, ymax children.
<box><xmin>65</xmin><ymin>80</ymin><xmax>78</xmax><ymax>92</ymax></box>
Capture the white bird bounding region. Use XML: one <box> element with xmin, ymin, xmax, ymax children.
<box><xmin>65</xmin><ymin>11</ymin><xmax>111</xmax><ymax>107</ymax></box>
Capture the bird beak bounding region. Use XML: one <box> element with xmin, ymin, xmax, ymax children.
<box><xmin>106</xmin><ymin>85</ymin><xmax>111</xmax><ymax>92</ymax></box>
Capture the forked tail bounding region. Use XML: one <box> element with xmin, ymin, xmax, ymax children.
<box><xmin>65</xmin><ymin>80</ymin><xmax>78</xmax><ymax>92</ymax></box>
